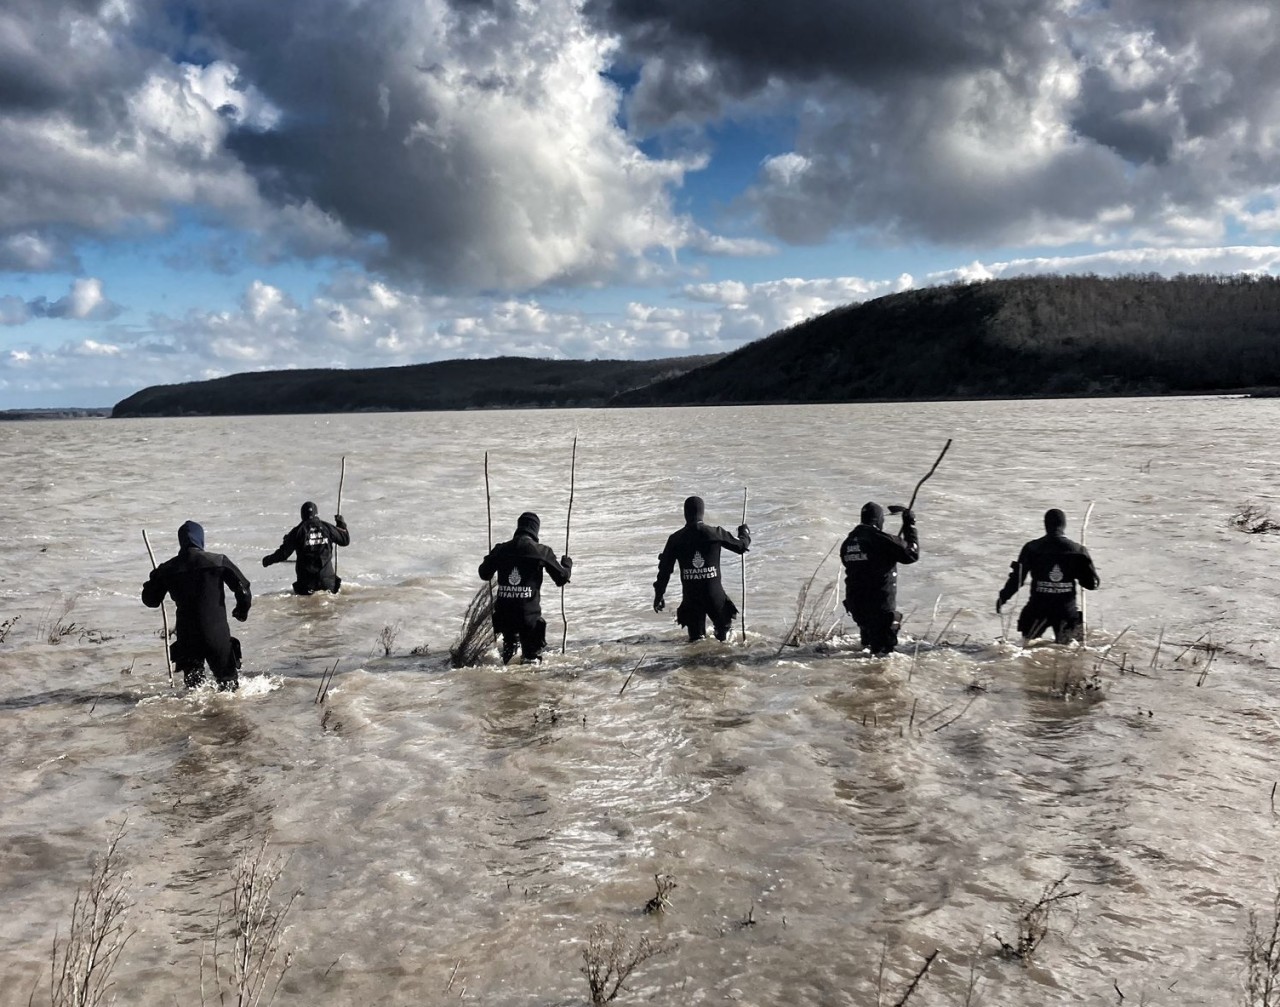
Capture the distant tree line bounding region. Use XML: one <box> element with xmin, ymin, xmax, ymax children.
<box><xmin>612</xmin><ymin>274</ymin><xmax>1280</xmax><ymax>405</ymax></box>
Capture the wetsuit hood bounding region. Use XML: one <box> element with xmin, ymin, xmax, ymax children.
<box><xmin>683</xmin><ymin>496</ymin><xmax>705</xmax><ymax>525</ymax></box>
<box><xmin>516</xmin><ymin>511</ymin><xmax>541</xmax><ymax>541</ymax></box>
<box><xmin>860</xmin><ymin>502</ymin><xmax>885</xmax><ymax>531</ymax></box>
<box><xmin>178</xmin><ymin>520</ymin><xmax>205</xmax><ymax>550</ymax></box>
<box><xmin>1044</xmin><ymin>508</ymin><xmax>1067</xmax><ymax>535</ymax></box>
<box><xmin>301</xmin><ymin>501</ymin><xmax>318</xmax><ymax>520</ymax></box>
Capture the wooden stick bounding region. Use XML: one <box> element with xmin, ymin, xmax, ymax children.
<box><xmin>1080</xmin><ymin>500</ymin><xmax>1096</xmax><ymax>644</ymax></box>
<box><xmin>740</xmin><ymin>486</ymin><xmax>748</xmax><ymax>643</ymax></box>
<box><xmin>561</xmin><ymin>435</ymin><xmax>577</xmax><ymax>654</ymax></box>
<box><xmin>334</xmin><ymin>454</ymin><xmax>347</xmax><ymax>578</ymax></box>
<box><xmin>484</xmin><ymin>452</ymin><xmax>494</xmax><ymax>610</ymax></box>
<box><xmin>907</xmin><ymin>439</ymin><xmax>952</xmax><ymax>510</ymax></box>
<box><xmin>142</xmin><ymin>529</ymin><xmax>174</xmax><ymax>687</ymax></box>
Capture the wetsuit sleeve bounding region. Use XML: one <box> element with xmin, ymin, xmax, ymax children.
<box><xmin>263</xmin><ymin>529</ymin><xmax>296</xmax><ymax>565</ymax></box>
<box><xmin>222</xmin><ymin>557</ymin><xmax>252</xmax><ymax>616</ymax></box>
<box><xmin>328</xmin><ymin>519</ymin><xmax>351</xmax><ymax>547</ymax></box>
<box><xmin>890</xmin><ymin>523</ymin><xmax>920</xmax><ymax>564</ymax></box>
<box><xmin>706</xmin><ymin>524</ymin><xmax>750</xmax><ymax>555</ymax></box>
<box><xmin>653</xmin><ymin>535</ymin><xmax>677</xmax><ymax>596</ymax></box>
<box><xmin>998</xmin><ymin>546</ymin><xmax>1029</xmax><ymax>603</ymax></box>
<box><xmin>141</xmin><ymin>567</ymin><xmax>168</xmax><ymax>608</ymax></box>
<box><xmin>1077</xmin><ymin>546</ymin><xmax>1100</xmax><ymax>590</ymax></box>
<box><xmin>478</xmin><ymin>550</ymin><xmax>496</xmax><ymax>581</ymax></box>
<box><xmin>542</xmin><ymin>548</ymin><xmax>572</xmax><ymax>587</ymax></box>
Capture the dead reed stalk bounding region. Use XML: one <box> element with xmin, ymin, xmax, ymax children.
<box><xmin>995</xmin><ymin>875</ymin><xmax>1081</xmax><ymax>964</ymax></box>
<box><xmin>450</xmin><ymin>584</ymin><xmax>496</xmax><ymax>668</ymax></box>
<box><xmin>1246</xmin><ymin>886</ymin><xmax>1280</xmax><ymax>1005</ymax></box>
<box><xmin>41</xmin><ymin>821</ymin><xmax>134</xmax><ymax>1007</ymax></box>
<box><xmin>200</xmin><ymin>836</ymin><xmax>300</xmax><ymax>1007</ymax></box>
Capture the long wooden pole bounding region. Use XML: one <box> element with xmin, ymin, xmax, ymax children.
<box><xmin>907</xmin><ymin>439</ymin><xmax>953</xmax><ymax>510</ymax></box>
<box><xmin>740</xmin><ymin>487</ymin><xmax>748</xmax><ymax>643</ymax></box>
<box><xmin>142</xmin><ymin>529</ymin><xmax>174</xmax><ymax>687</ymax></box>
<box><xmin>484</xmin><ymin>452</ymin><xmax>494</xmax><ymax>610</ymax></box>
<box><xmin>1080</xmin><ymin>501</ymin><xmax>1096</xmax><ymax>644</ymax></box>
<box><xmin>560</xmin><ymin>435</ymin><xmax>577</xmax><ymax>654</ymax></box>
<box><xmin>334</xmin><ymin>454</ymin><xmax>346</xmax><ymax>578</ymax></box>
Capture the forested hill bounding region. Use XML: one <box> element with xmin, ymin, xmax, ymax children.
<box><xmin>610</xmin><ymin>274</ymin><xmax>1280</xmax><ymax>406</ymax></box>
<box><xmin>111</xmin><ymin>355</ymin><xmax>720</xmax><ymax>417</ymax></box>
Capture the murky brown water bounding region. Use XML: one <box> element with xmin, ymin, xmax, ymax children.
<box><xmin>2</xmin><ymin>398</ymin><xmax>1279</xmax><ymax>1005</ymax></box>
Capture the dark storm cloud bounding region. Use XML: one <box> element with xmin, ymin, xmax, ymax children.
<box><xmin>592</xmin><ymin>0</ymin><xmax>1280</xmax><ymax>246</ymax></box>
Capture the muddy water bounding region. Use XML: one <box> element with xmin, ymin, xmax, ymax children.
<box><xmin>2</xmin><ymin>397</ymin><xmax>1279</xmax><ymax>1005</ymax></box>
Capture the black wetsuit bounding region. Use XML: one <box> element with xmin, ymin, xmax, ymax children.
<box><xmin>479</xmin><ymin>528</ymin><xmax>572</xmax><ymax>662</ymax></box>
<box><xmin>264</xmin><ymin>516</ymin><xmax>350</xmax><ymax>594</ymax></box>
<box><xmin>998</xmin><ymin>532</ymin><xmax>1099</xmax><ymax>643</ymax></box>
<box><xmin>143</xmin><ymin>523</ymin><xmax>251</xmax><ymax>690</ymax></box>
<box><xmin>840</xmin><ymin>519</ymin><xmax>919</xmax><ymax>655</ymax></box>
<box><xmin>654</xmin><ymin>523</ymin><xmax>751</xmax><ymax>641</ymax></box>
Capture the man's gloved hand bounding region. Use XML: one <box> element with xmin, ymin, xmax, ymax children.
<box><xmin>232</xmin><ymin>604</ymin><xmax>249</xmax><ymax>622</ymax></box>
<box><xmin>561</xmin><ymin>554</ymin><xmax>573</xmax><ymax>571</ymax></box>
<box><xmin>653</xmin><ymin>593</ymin><xmax>665</xmax><ymax>613</ymax></box>
<box><xmin>738</xmin><ymin>524</ymin><xmax>752</xmax><ymax>547</ymax></box>
<box><xmin>888</xmin><ymin>505</ymin><xmax>916</xmax><ymax>525</ymax></box>
<box><xmin>335</xmin><ymin>514</ymin><xmax>347</xmax><ymax>529</ymax></box>
<box><xmin>261</xmin><ymin>555</ymin><xmax>276</xmax><ymax>567</ymax></box>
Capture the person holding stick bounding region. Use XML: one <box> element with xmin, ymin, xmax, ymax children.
<box><xmin>996</xmin><ymin>508</ymin><xmax>1099</xmax><ymax>645</ymax></box>
<box><xmin>479</xmin><ymin>512</ymin><xmax>573</xmax><ymax>664</ymax></box>
<box><xmin>653</xmin><ymin>496</ymin><xmax>751</xmax><ymax>643</ymax></box>
<box><xmin>142</xmin><ymin>521</ymin><xmax>251</xmax><ymax>691</ymax></box>
<box><xmin>262</xmin><ymin>501</ymin><xmax>350</xmax><ymax>595</ymax></box>
<box><xmin>840</xmin><ymin>502</ymin><xmax>919</xmax><ymax>656</ymax></box>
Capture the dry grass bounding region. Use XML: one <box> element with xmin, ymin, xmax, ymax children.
<box><xmin>995</xmin><ymin>875</ymin><xmax>1081</xmax><ymax>963</ymax></box>
<box><xmin>450</xmin><ymin>584</ymin><xmax>496</xmax><ymax>668</ymax></box>
<box><xmin>642</xmin><ymin>875</ymin><xmax>676</xmax><ymax>915</ymax></box>
<box><xmin>200</xmin><ymin>836</ymin><xmax>300</xmax><ymax>1007</ymax></box>
<box><xmin>1230</xmin><ymin>502</ymin><xmax>1280</xmax><ymax>535</ymax></box>
<box><xmin>1246</xmin><ymin>887</ymin><xmax>1280</xmax><ymax>1006</ymax></box>
<box><xmin>580</xmin><ymin>923</ymin><xmax>670</xmax><ymax>1005</ymax></box>
<box><xmin>778</xmin><ymin>542</ymin><xmax>842</xmax><ymax>654</ymax></box>
<box><xmin>39</xmin><ymin>821</ymin><xmax>134</xmax><ymax>1007</ymax></box>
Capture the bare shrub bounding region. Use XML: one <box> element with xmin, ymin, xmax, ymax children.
<box><xmin>375</xmin><ymin>623</ymin><xmax>400</xmax><ymax>657</ymax></box>
<box><xmin>642</xmin><ymin>875</ymin><xmax>676</xmax><ymax>915</ymax></box>
<box><xmin>1230</xmin><ymin>502</ymin><xmax>1280</xmax><ymax>535</ymax></box>
<box><xmin>200</xmin><ymin>836</ymin><xmax>300</xmax><ymax>1007</ymax></box>
<box><xmin>0</xmin><ymin>614</ymin><xmax>19</xmax><ymax>643</ymax></box>
<box><xmin>995</xmin><ymin>875</ymin><xmax>1081</xmax><ymax>963</ymax></box>
<box><xmin>450</xmin><ymin>584</ymin><xmax>496</xmax><ymax>668</ymax></box>
<box><xmin>580</xmin><ymin>923</ymin><xmax>670</xmax><ymax>1005</ymax></box>
<box><xmin>42</xmin><ymin>821</ymin><xmax>134</xmax><ymax>1007</ymax></box>
<box><xmin>1246</xmin><ymin>886</ymin><xmax>1280</xmax><ymax>1006</ymax></box>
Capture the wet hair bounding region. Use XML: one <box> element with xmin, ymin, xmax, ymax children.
<box><xmin>860</xmin><ymin>501</ymin><xmax>885</xmax><ymax>530</ymax></box>
<box><xmin>1044</xmin><ymin>508</ymin><xmax>1067</xmax><ymax>533</ymax></box>
<box><xmin>516</xmin><ymin>511</ymin><xmax>541</xmax><ymax>538</ymax></box>
<box><xmin>301</xmin><ymin>501</ymin><xmax>318</xmax><ymax>520</ymax></box>
<box><xmin>683</xmin><ymin>496</ymin><xmax>705</xmax><ymax>524</ymax></box>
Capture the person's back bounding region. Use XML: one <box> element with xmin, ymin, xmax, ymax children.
<box><xmin>143</xmin><ymin>521</ymin><xmax>250</xmax><ymax>689</ymax></box>
<box><xmin>997</xmin><ymin>508</ymin><xmax>1099</xmax><ymax>644</ymax></box>
<box><xmin>840</xmin><ymin>502</ymin><xmax>918</xmax><ymax>655</ymax></box>
<box><xmin>479</xmin><ymin>512</ymin><xmax>572</xmax><ymax>663</ymax></box>
<box><xmin>263</xmin><ymin>501</ymin><xmax>350</xmax><ymax>594</ymax></box>
<box><xmin>653</xmin><ymin>496</ymin><xmax>750</xmax><ymax>642</ymax></box>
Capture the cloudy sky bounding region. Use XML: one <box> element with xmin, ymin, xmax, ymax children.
<box><xmin>3</xmin><ymin>0</ymin><xmax>1280</xmax><ymax>407</ymax></box>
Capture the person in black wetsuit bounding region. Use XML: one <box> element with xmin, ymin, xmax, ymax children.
<box><xmin>262</xmin><ymin>501</ymin><xmax>350</xmax><ymax>594</ymax></box>
<box><xmin>478</xmin><ymin>512</ymin><xmax>573</xmax><ymax>664</ymax></box>
<box><xmin>142</xmin><ymin>521</ymin><xmax>252</xmax><ymax>690</ymax></box>
<box><xmin>840</xmin><ymin>501</ymin><xmax>919</xmax><ymax>656</ymax></box>
<box><xmin>653</xmin><ymin>496</ymin><xmax>751</xmax><ymax>642</ymax></box>
<box><xmin>996</xmin><ymin>508</ymin><xmax>1099</xmax><ymax>645</ymax></box>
